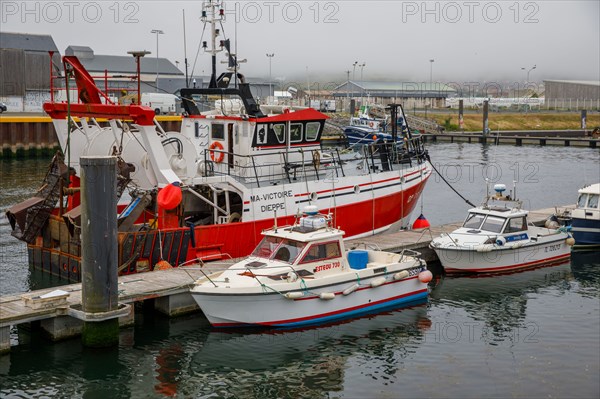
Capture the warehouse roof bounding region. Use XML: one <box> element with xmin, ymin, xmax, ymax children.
<box><xmin>544</xmin><ymin>80</ymin><xmax>600</xmax><ymax>86</ymax></box>
<box><xmin>0</xmin><ymin>32</ymin><xmax>59</xmax><ymax>52</ymax></box>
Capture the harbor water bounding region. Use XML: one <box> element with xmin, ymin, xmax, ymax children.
<box><xmin>1</xmin><ymin>142</ymin><xmax>599</xmax><ymax>398</ymax></box>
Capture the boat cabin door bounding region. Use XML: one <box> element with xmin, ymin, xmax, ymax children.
<box><xmin>209</xmin><ymin>123</ymin><xmax>235</xmax><ymax>168</ymax></box>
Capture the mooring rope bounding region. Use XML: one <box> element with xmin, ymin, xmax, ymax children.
<box><xmin>428</xmin><ymin>157</ymin><xmax>476</xmax><ymax>207</ymax></box>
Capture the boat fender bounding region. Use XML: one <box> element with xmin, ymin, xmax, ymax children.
<box><xmin>566</xmin><ymin>237</ymin><xmax>575</xmax><ymax>246</ymax></box>
<box><xmin>370</xmin><ymin>277</ymin><xmax>387</xmax><ymax>287</ymax></box>
<box><xmin>393</xmin><ymin>270</ymin><xmax>410</xmax><ymax>280</ymax></box>
<box><xmin>496</xmin><ymin>236</ymin><xmax>506</xmax><ymax>246</ymax></box>
<box><xmin>319</xmin><ymin>292</ymin><xmax>335</xmax><ymax>300</ymax></box>
<box><xmin>475</xmin><ymin>245</ymin><xmax>492</xmax><ymax>252</ymax></box>
<box><xmin>342</xmin><ymin>283</ymin><xmax>360</xmax><ymax>295</ymax></box>
<box><xmin>287</xmin><ymin>271</ymin><xmax>298</xmax><ymax>283</ymax></box>
<box><xmin>418</xmin><ymin>270</ymin><xmax>433</xmax><ymax>283</ymax></box>
<box><xmin>285</xmin><ymin>292</ymin><xmax>304</xmax><ymax>300</ymax></box>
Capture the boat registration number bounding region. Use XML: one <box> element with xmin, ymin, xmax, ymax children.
<box><xmin>314</xmin><ymin>261</ymin><xmax>341</xmax><ymax>273</ymax></box>
<box><xmin>544</xmin><ymin>244</ymin><xmax>561</xmax><ymax>253</ymax></box>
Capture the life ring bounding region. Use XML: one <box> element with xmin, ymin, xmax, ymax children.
<box><xmin>369</xmin><ymin>122</ymin><xmax>374</xmax><ymax>128</ymax></box>
<box><xmin>209</xmin><ymin>142</ymin><xmax>225</xmax><ymax>163</ymax></box>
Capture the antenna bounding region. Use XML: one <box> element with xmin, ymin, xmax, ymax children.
<box><xmin>183</xmin><ymin>9</ymin><xmax>189</xmax><ymax>88</ymax></box>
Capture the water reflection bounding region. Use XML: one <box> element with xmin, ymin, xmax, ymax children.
<box><xmin>186</xmin><ymin>303</ymin><xmax>430</xmax><ymax>398</ymax></box>
<box><xmin>570</xmin><ymin>250</ymin><xmax>600</xmax><ymax>288</ymax></box>
<box><xmin>430</xmin><ymin>262</ymin><xmax>572</xmax><ymax>344</ymax></box>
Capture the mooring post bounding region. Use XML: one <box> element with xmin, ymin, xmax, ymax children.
<box><xmin>482</xmin><ymin>100</ymin><xmax>489</xmax><ymax>136</ymax></box>
<box><xmin>80</xmin><ymin>156</ymin><xmax>119</xmax><ymax>347</ymax></box>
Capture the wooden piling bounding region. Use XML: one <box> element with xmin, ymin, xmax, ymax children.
<box><xmin>80</xmin><ymin>156</ymin><xmax>119</xmax><ymax>347</ymax></box>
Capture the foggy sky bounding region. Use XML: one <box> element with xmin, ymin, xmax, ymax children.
<box><xmin>2</xmin><ymin>0</ymin><xmax>599</xmax><ymax>86</ymax></box>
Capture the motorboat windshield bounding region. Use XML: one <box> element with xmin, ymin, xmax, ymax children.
<box><xmin>251</xmin><ymin>236</ymin><xmax>307</xmax><ymax>264</ymax></box>
<box><xmin>462</xmin><ymin>212</ymin><xmax>507</xmax><ymax>234</ymax></box>
<box><xmin>463</xmin><ymin>213</ymin><xmax>486</xmax><ymax>229</ymax></box>
<box><xmin>480</xmin><ymin>216</ymin><xmax>506</xmax><ymax>233</ymax></box>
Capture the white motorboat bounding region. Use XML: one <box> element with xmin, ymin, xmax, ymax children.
<box><xmin>190</xmin><ymin>206</ymin><xmax>431</xmax><ymax>327</ymax></box>
<box><xmin>430</xmin><ymin>183</ymin><xmax>574</xmax><ymax>274</ymax></box>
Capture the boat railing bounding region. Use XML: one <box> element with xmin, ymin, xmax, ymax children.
<box><xmin>201</xmin><ymin>136</ymin><xmax>428</xmax><ymax>187</ymax></box>
<box><xmin>202</xmin><ymin>147</ymin><xmax>347</xmax><ymax>187</ymax></box>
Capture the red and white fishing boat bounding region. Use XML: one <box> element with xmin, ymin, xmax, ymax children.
<box><xmin>6</xmin><ymin>1</ymin><xmax>432</xmax><ymax>281</ymax></box>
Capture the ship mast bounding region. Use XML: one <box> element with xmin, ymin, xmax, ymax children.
<box><xmin>201</xmin><ymin>0</ymin><xmax>226</xmax><ymax>88</ymax></box>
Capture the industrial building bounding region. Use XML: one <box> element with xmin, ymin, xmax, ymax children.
<box><xmin>544</xmin><ymin>80</ymin><xmax>600</xmax><ymax>109</ymax></box>
<box><xmin>333</xmin><ymin>81</ymin><xmax>457</xmax><ymax>109</ymax></box>
<box><xmin>0</xmin><ymin>32</ymin><xmax>61</xmax><ymax>112</ymax></box>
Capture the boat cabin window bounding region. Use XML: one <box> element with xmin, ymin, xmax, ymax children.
<box><xmin>212</xmin><ymin>124</ymin><xmax>225</xmax><ymax>140</ymax></box>
<box><xmin>252</xmin><ymin>236</ymin><xmax>282</xmax><ymax>258</ymax></box>
<box><xmin>588</xmin><ymin>194</ymin><xmax>599</xmax><ymax>209</ymax></box>
<box><xmin>300</xmin><ymin>241</ymin><xmax>341</xmax><ymax>264</ymax></box>
<box><xmin>463</xmin><ymin>213</ymin><xmax>485</xmax><ymax>229</ymax></box>
<box><xmin>306</xmin><ymin>122</ymin><xmax>320</xmax><ymax>141</ymax></box>
<box><xmin>272</xmin><ymin>124</ymin><xmax>285</xmax><ymax>143</ymax></box>
<box><xmin>481</xmin><ymin>216</ymin><xmax>505</xmax><ymax>233</ymax></box>
<box><xmin>504</xmin><ymin>216</ymin><xmax>527</xmax><ymax>233</ymax></box>
<box><xmin>290</xmin><ymin>123</ymin><xmax>303</xmax><ymax>143</ymax></box>
<box><xmin>577</xmin><ymin>194</ymin><xmax>588</xmax><ymax>208</ymax></box>
<box><xmin>252</xmin><ymin>236</ymin><xmax>307</xmax><ymax>264</ymax></box>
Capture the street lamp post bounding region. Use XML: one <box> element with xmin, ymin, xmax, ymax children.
<box><xmin>359</xmin><ymin>62</ymin><xmax>366</xmax><ymax>102</ymax></box>
<box><xmin>352</xmin><ymin>61</ymin><xmax>358</xmax><ymax>81</ymax></box>
<box><xmin>429</xmin><ymin>59</ymin><xmax>435</xmax><ymax>84</ymax></box>
<box><xmin>429</xmin><ymin>59</ymin><xmax>435</xmax><ymax>109</ymax></box>
<box><xmin>266</xmin><ymin>53</ymin><xmax>275</xmax><ymax>99</ymax></box>
<box><xmin>150</xmin><ymin>29</ymin><xmax>164</xmax><ymax>92</ymax></box>
<box><xmin>521</xmin><ymin>64</ymin><xmax>536</xmax><ymax>83</ymax></box>
<box><xmin>127</xmin><ymin>50</ymin><xmax>151</xmax><ymax>105</ymax></box>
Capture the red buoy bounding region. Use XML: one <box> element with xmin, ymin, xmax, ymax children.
<box><xmin>412</xmin><ymin>213</ymin><xmax>430</xmax><ymax>229</ymax></box>
<box><xmin>157</xmin><ymin>182</ymin><xmax>182</xmax><ymax>210</ymax></box>
<box><xmin>418</xmin><ymin>270</ymin><xmax>433</xmax><ymax>283</ymax></box>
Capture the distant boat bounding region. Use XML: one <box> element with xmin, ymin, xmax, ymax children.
<box><xmin>343</xmin><ymin>104</ymin><xmax>408</xmax><ymax>147</ymax></box>
<box><xmin>571</xmin><ymin>183</ymin><xmax>600</xmax><ymax>249</ymax></box>
<box><xmin>430</xmin><ymin>182</ymin><xmax>574</xmax><ymax>274</ymax></box>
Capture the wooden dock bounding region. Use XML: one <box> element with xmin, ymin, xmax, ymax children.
<box><xmin>0</xmin><ymin>206</ymin><xmax>569</xmax><ymax>353</ymax></box>
<box><xmin>423</xmin><ymin>132</ymin><xmax>598</xmax><ymax>148</ymax></box>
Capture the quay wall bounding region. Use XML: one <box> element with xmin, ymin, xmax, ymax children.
<box><xmin>0</xmin><ymin>116</ymin><xmax>183</xmax><ymax>158</ymax></box>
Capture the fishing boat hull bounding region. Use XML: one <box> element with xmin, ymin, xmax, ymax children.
<box><xmin>432</xmin><ymin>233</ymin><xmax>571</xmax><ymax>274</ymax></box>
<box><xmin>23</xmin><ymin>167</ymin><xmax>430</xmax><ymax>281</ymax></box>
<box><xmin>191</xmin><ymin>270</ymin><xmax>428</xmax><ymax>327</ymax></box>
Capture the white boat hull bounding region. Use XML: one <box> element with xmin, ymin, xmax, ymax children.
<box><xmin>433</xmin><ymin>234</ymin><xmax>571</xmax><ymax>273</ymax></box>
<box><xmin>191</xmin><ymin>272</ymin><xmax>428</xmax><ymax>327</ymax></box>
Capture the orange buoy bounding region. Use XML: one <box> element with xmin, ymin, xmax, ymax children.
<box><xmin>412</xmin><ymin>213</ymin><xmax>430</xmax><ymax>229</ymax></box>
<box><xmin>154</xmin><ymin>260</ymin><xmax>173</xmax><ymax>271</ymax></box>
<box><xmin>418</xmin><ymin>270</ymin><xmax>433</xmax><ymax>283</ymax></box>
<box><xmin>157</xmin><ymin>182</ymin><xmax>182</xmax><ymax>210</ymax></box>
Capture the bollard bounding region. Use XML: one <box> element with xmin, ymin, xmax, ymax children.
<box><xmin>80</xmin><ymin>156</ymin><xmax>119</xmax><ymax>347</ymax></box>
